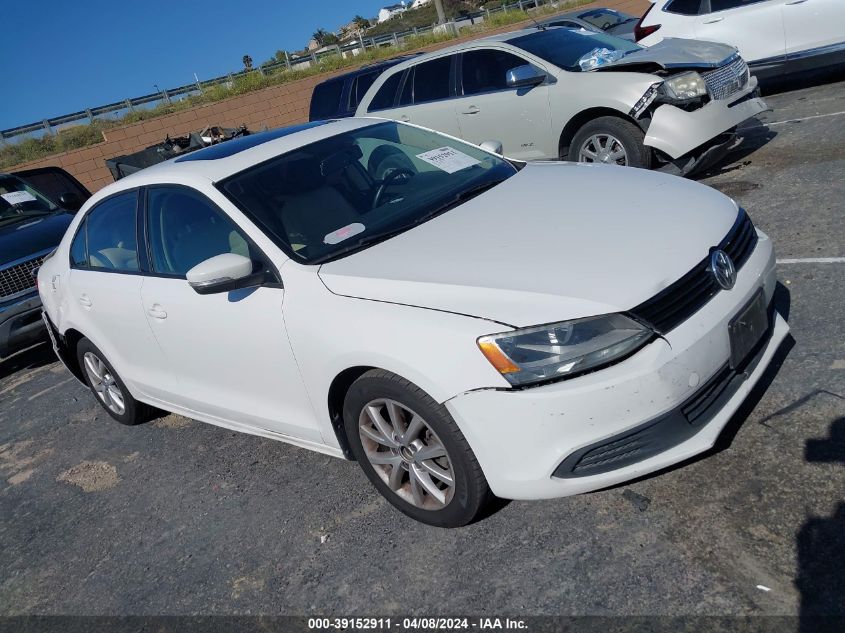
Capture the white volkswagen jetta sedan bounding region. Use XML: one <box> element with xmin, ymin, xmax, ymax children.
<box><xmin>38</xmin><ymin>119</ymin><xmax>789</xmax><ymax>527</ymax></box>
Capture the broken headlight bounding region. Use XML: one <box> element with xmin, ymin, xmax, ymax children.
<box><xmin>661</xmin><ymin>72</ymin><xmax>709</xmax><ymax>101</ymax></box>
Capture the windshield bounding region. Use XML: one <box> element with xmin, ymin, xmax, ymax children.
<box><xmin>218</xmin><ymin>121</ymin><xmax>516</xmax><ymax>264</ymax></box>
<box><xmin>0</xmin><ymin>175</ymin><xmax>58</xmax><ymax>227</ymax></box>
<box><xmin>578</xmin><ymin>9</ymin><xmax>633</xmax><ymax>31</ymax></box>
<box><xmin>508</xmin><ymin>29</ymin><xmax>641</xmax><ymax>72</ymax></box>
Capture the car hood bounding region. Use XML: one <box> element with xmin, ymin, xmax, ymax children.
<box><xmin>318</xmin><ymin>163</ymin><xmax>739</xmax><ymax>328</ymax></box>
<box><xmin>600</xmin><ymin>37</ymin><xmax>738</xmax><ymax>71</ymax></box>
<box><xmin>0</xmin><ymin>212</ymin><xmax>73</xmax><ymax>264</ymax></box>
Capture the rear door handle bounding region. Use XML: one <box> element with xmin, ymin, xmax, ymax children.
<box><xmin>78</xmin><ymin>295</ymin><xmax>92</xmax><ymax>308</ymax></box>
<box><xmin>147</xmin><ymin>306</ymin><xmax>168</xmax><ymax>320</ymax></box>
<box><xmin>399</xmin><ymin>114</ymin><xmax>410</xmax><ymax>122</ymax></box>
<box><xmin>462</xmin><ymin>105</ymin><xmax>481</xmax><ymax>115</ymax></box>
<box><xmin>702</xmin><ymin>16</ymin><xmax>724</xmax><ymax>23</ymax></box>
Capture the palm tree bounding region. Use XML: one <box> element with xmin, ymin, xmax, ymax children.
<box><xmin>312</xmin><ymin>29</ymin><xmax>330</xmax><ymax>46</ymax></box>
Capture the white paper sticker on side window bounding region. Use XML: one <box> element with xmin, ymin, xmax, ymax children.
<box><xmin>324</xmin><ymin>223</ymin><xmax>366</xmax><ymax>245</ymax></box>
<box><xmin>416</xmin><ymin>147</ymin><xmax>480</xmax><ymax>174</ymax></box>
<box><xmin>1</xmin><ymin>191</ymin><xmax>38</xmax><ymax>205</ymax></box>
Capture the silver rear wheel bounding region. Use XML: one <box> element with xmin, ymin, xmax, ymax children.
<box><xmin>83</xmin><ymin>351</ymin><xmax>126</xmax><ymax>416</ymax></box>
<box><xmin>358</xmin><ymin>399</ymin><xmax>455</xmax><ymax>510</ymax></box>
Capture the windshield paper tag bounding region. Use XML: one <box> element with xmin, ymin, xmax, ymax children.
<box><xmin>1</xmin><ymin>191</ymin><xmax>37</xmax><ymax>205</ymax></box>
<box><xmin>416</xmin><ymin>147</ymin><xmax>480</xmax><ymax>174</ymax></box>
<box><xmin>324</xmin><ymin>223</ymin><xmax>365</xmax><ymax>245</ymax></box>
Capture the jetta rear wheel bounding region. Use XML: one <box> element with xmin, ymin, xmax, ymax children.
<box><xmin>343</xmin><ymin>370</ymin><xmax>492</xmax><ymax>527</ymax></box>
<box><xmin>76</xmin><ymin>338</ymin><xmax>153</xmax><ymax>426</ymax></box>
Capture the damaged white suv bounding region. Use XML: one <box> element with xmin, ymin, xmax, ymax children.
<box><xmin>355</xmin><ymin>26</ymin><xmax>767</xmax><ymax>174</ymax></box>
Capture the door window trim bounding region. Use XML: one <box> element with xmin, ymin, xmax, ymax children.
<box><xmin>140</xmin><ymin>183</ymin><xmax>282</xmax><ymax>286</ymax></box>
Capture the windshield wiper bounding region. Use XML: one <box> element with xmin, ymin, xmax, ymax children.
<box><xmin>314</xmin><ymin>179</ymin><xmax>506</xmax><ymax>264</ymax></box>
<box><xmin>0</xmin><ymin>210</ymin><xmax>54</xmax><ymax>225</ymax></box>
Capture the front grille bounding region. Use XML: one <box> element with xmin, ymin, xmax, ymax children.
<box><xmin>703</xmin><ymin>55</ymin><xmax>750</xmax><ymax>101</ymax></box>
<box><xmin>630</xmin><ymin>211</ymin><xmax>758</xmax><ymax>334</ymax></box>
<box><xmin>0</xmin><ymin>254</ymin><xmax>48</xmax><ymax>301</ymax></box>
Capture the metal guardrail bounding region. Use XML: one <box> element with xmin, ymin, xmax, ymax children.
<box><xmin>0</xmin><ymin>0</ymin><xmax>551</xmax><ymax>143</ymax></box>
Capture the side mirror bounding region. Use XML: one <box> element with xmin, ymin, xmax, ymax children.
<box><xmin>479</xmin><ymin>140</ymin><xmax>504</xmax><ymax>156</ymax></box>
<box><xmin>506</xmin><ymin>64</ymin><xmax>547</xmax><ymax>89</ymax></box>
<box><xmin>58</xmin><ymin>192</ymin><xmax>84</xmax><ymax>212</ymax></box>
<box><xmin>186</xmin><ymin>253</ymin><xmax>265</xmax><ymax>295</ymax></box>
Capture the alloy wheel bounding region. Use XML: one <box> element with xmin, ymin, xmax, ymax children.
<box><xmin>358</xmin><ymin>399</ymin><xmax>455</xmax><ymax>510</ymax></box>
<box><xmin>578</xmin><ymin>134</ymin><xmax>629</xmax><ymax>166</ymax></box>
<box><xmin>82</xmin><ymin>351</ymin><xmax>126</xmax><ymax>416</ymax></box>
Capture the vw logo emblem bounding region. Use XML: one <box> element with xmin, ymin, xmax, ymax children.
<box><xmin>710</xmin><ymin>250</ymin><xmax>736</xmax><ymax>290</ymax></box>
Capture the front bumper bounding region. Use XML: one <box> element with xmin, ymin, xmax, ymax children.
<box><xmin>0</xmin><ymin>291</ymin><xmax>46</xmax><ymax>358</ymax></box>
<box><xmin>445</xmin><ymin>231</ymin><xmax>788</xmax><ymax>500</ymax></box>
<box><xmin>643</xmin><ymin>77</ymin><xmax>769</xmax><ymax>160</ymax></box>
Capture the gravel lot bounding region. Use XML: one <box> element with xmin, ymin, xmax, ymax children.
<box><xmin>1</xmin><ymin>78</ymin><xmax>843</xmax><ymax>618</ymax></box>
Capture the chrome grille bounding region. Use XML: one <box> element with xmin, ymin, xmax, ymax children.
<box><xmin>0</xmin><ymin>254</ymin><xmax>48</xmax><ymax>301</ymax></box>
<box><xmin>703</xmin><ymin>55</ymin><xmax>750</xmax><ymax>101</ymax></box>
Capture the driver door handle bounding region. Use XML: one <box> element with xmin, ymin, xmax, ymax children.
<box><xmin>462</xmin><ymin>106</ymin><xmax>480</xmax><ymax>115</ymax></box>
<box><xmin>78</xmin><ymin>295</ymin><xmax>92</xmax><ymax>308</ymax></box>
<box><xmin>147</xmin><ymin>306</ymin><xmax>168</xmax><ymax>320</ymax></box>
<box><xmin>702</xmin><ymin>16</ymin><xmax>724</xmax><ymax>23</ymax></box>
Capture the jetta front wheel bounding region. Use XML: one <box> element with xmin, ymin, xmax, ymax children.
<box><xmin>344</xmin><ymin>370</ymin><xmax>492</xmax><ymax>527</ymax></box>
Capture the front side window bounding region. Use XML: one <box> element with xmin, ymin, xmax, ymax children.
<box><xmin>309</xmin><ymin>79</ymin><xmax>344</xmax><ymax>120</ymax></box>
<box><xmin>412</xmin><ymin>56</ymin><xmax>453</xmax><ymax>103</ymax></box>
<box><xmin>350</xmin><ymin>70</ymin><xmax>382</xmax><ymax>111</ymax></box>
<box><xmin>219</xmin><ymin>121</ymin><xmax>517</xmax><ymax>264</ymax></box>
<box><xmin>83</xmin><ymin>192</ymin><xmax>139</xmax><ymax>272</ymax></box>
<box><xmin>507</xmin><ymin>29</ymin><xmax>640</xmax><ymax>72</ymax></box>
<box><xmin>145</xmin><ymin>187</ymin><xmax>255</xmax><ymax>277</ymax></box>
<box><xmin>462</xmin><ymin>49</ymin><xmax>529</xmax><ymax>95</ymax></box>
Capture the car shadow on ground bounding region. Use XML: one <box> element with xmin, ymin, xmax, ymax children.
<box><xmin>695</xmin><ymin>125</ymin><xmax>778</xmax><ymax>182</ymax></box>
<box><xmin>797</xmin><ymin>415</ymin><xmax>845</xmax><ymax>631</ymax></box>
<box><xmin>0</xmin><ymin>342</ymin><xmax>56</xmax><ymax>381</ymax></box>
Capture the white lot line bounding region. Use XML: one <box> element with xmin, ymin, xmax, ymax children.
<box><xmin>765</xmin><ymin>110</ymin><xmax>845</xmax><ymax>126</ymax></box>
<box><xmin>776</xmin><ymin>258</ymin><xmax>845</xmax><ymax>264</ymax></box>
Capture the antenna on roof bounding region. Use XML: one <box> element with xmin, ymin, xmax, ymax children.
<box><xmin>529</xmin><ymin>15</ymin><xmax>546</xmax><ymax>30</ymax></box>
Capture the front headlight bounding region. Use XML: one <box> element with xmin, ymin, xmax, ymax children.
<box><xmin>662</xmin><ymin>71</ymin><xmax>709</xmax><ymax>101</ymax></box>
<box><xmin>477</xmin><ymin>314</ymin><xmax>653</xmax><ymax>387</ymax></box>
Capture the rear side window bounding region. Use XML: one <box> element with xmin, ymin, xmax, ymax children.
<box><xmin>412</xmin><ymin>56</ymin><xmax>453</xmax><ymax>103</ymax></box>
<box><xmin>666</xmin><ymin>0</ymin><xmax>704</xmax><ymax>14</ymax></box>
<box><xmin>70</xmin><ymin>220</ymin><xmax>87</xmax><ymax>268</ymax></box>
<box><xmin>709</xmin><ymin>0</ymin><xmax>767</xmax><ymax>11</ymax></box>
<box><xmin>368</xmin><ymin>72</ymin><xmax>403</xmax><ymax>111</ymax></box>
<box><xmin>310</xmin><ymin>79</ymin><xmax>344</xmax><ymax>120</ymax></box>
<box><xmin>83</xmin><ymin>192</ymin><xmax>139</xmax><ymax>272</ymax></box>
<box><xmin>462</xmin><ymin>49</ymin><xmax>528</xmax><ymax>95</ymax></box>
<box><xmin>349</xmin><ymin>70</ymin><xmax>382</xmax><ymax>111</ymax></box>
<box><xmin>145</xmin><ymin>187</ymin><xmax>255</xmax><ymax>277</ymax></box>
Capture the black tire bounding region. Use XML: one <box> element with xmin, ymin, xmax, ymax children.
<box><xmin>343</xmin><ymin>369</ymin><xmax>493</xmax><ymax>527</ymax></box>
<box><xmin>75</xmin><ymin>338</ymin><xmax>153</xmax><ymax>426</ymax></box>
<box><xmin>567</xmin><ymin>116</ymin><xmax>652</xmax><ymax>169</ymax></box>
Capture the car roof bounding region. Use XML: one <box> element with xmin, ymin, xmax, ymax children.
<box><xmin>85</xmin><ymin>117</ymin><xmax>385</xmax><ymax>201</ymax></box>
<box><xmin>314</xmin><ymin>54</ymin><xmax>422</xmax><ymax>86</ymax></box>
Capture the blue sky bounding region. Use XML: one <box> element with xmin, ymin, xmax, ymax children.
<box><xmin>0</xmin><ymin>0</ymin><xmax>388</xmax><ymax>130</ymax></box>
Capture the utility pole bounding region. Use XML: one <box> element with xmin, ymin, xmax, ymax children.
<box><xmin>434</xmin><ymin>0</ymin><xmax>446</xmax><ymax>23</ymax></box>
